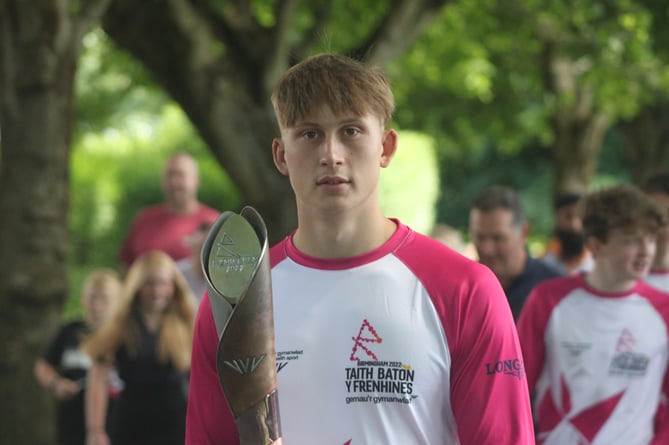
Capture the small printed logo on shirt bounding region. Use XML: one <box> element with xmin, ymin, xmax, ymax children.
<box><xmin>609</xmin><ymin>328</ymin><xmax>649</xmax><ymax>376</ymax></box>
<box><xmin>275</xmin><ymin>349</ymin><xmax>303</xmax><ymax>373</ymax></box>
<box><xmin>350</xmin><ymin>319</ymin><xmax>383</xmax><ymax>361</ymax></box>
<box><xmin>561</xmin><ymin>340</ymin><xmax>592</xmax><ymax>357</ymax></box>
<box><xmin>484</xmin><ymin>358</ymin><xmax>525</xmax><ymax>380</ymax></box>
<box><xmin>344</xmin><ymin>319</ymin><xmax>418</xmax><ymax>406</ymax></box>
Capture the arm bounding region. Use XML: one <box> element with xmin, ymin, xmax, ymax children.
<box><xmin>186</xmin><ymin>292</ymin><xmax>239</xmax><ymax>445</ymax></box>
<box><xmin>34</xmin><ymin>358</ymin><xmax>80</xmax><ymax>400</ymax></box>
<box><xmin>651</xmin><ymin>329</ymin><xmax>669</xmax><ymax>443</ymax></box>
<box><xmin>446</xmin><ymin>268</ymin><xmax>535</xmax><ymax>444</ymax></box>
<box><xmin>516</xmin><ymin>286</ymin><xmax>550</xmax><ymax>393</ymax></box>
<box><xmin>85</xmin><ymin>361</ymin><xmax>111</xmax><ymax>445</ymax></box>
<box><xmin>652</xmin><ymin>383</ymin><xmax>669</xmax><ymax>444</ymax></box>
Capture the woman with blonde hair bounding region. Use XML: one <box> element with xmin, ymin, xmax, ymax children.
<box><xmin>83</xmin><ymin>251</ymin><xmax>195</xmax><ymax>445</ymax></box>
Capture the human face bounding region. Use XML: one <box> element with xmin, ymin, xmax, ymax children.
<box><xmin>590</xmin><ymin>228</ymin><xmax>656</xmax><ymax>289</ymax></box>
<box><xmin>648</xmin><ymin>192</ymin><xmax>669</xmax><ymax>268</ymax></box>
<box><xmin>555</xmin><ymin>203</ymin><xmax>582</xmax><ymax>233</ymax></box>
<box><xmin>469</xmin><ymin>208</ymin><xmax>528</xmax><ymax>286</ymax></box>
<box><xmin>162</xmin><ymin>155</ymin><xmax>199</xmax><ymax>210</ymax></box>
<box><xmin>138</xmin><ymin>266</ymin><xmax>175</xmax><ymax>315</ymax></box>
<box><xmin>272</xmin><ymin>105</ymin><xmax>397</xmax><ymax>216</ymax></box>
<box><xmin>83</xmin><ymin>287</ymin><xmax>114</xmax><ymax>328</ymax></box>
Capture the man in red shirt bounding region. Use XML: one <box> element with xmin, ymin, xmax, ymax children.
<box><xmin>118</xmin><ymin>152</ymin><xmax>219</xmax><ymax>270</ymax></box>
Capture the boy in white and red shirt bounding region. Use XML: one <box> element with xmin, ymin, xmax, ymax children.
<box><xmin>186</xmin><ymin>53</ymin><xmax>535</xmax><ymax>445</ymax></box>
<box><xmin>518</xmin><ymin>184</ymin><xmax>669</xmax><ymax>445</ymax></box>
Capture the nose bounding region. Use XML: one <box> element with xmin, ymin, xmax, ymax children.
<box><xmin>475</xmin><ymin>238</ymin><xmax>496</xmax><ymax>259</ymax></box>
<box><xmin>321</xmin><ymin>135</ymin><xmax>344</xmax><ymax>166</ymax></box>
<box><xmin>567</xmin><ymin>216</ymin><xmax>582</xmax><ymax>232</ymax></box>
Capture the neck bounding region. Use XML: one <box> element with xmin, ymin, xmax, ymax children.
<box><xmin>585</xmin><ymin>268</ymin><xmax>636</xmax><ymax>293</ymax></box>
<box><xmin>141</xmin><ymin>312</ymin><xmax>163</xmax><ymax>333</ymax></box>
<box><xmin>167</xmin><ymin>200</ymin><xmax>198</xmax><ymax>215</ymax></box>
<box><xmin>498</xmin><ymin>249</ymin><xmax>528</xmax><ymax>290</ymax></box>
<box><xmin>293</xmin><ymin>209</ymin><xmax>395</xmax><ymax>259</ymax></box>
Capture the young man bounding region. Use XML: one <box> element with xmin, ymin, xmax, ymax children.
<box><xmin>469</xmin><ymin>185</ymin><xmax>563</xmax><ymax>320</ymax></box>
<box><xmin>541</xmin><ymin>191</ymin><xmax>594</xmax><ymax>275</ymax></box>
<box><xmin>643</xmin><ymin>172</ymin><xmax>669</xmax><ymax>293</ymax></box>
<box><xmin>517</xmin><ymin>184</ymin><xmax>669</xmax><ymax>444</ymax></box>
<box><xmin>186</xmin><ymin>53</ymin><xmax>534</xmax><ymax>444</ymax></box>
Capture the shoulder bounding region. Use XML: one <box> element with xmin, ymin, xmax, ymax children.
<box><xmin>269</xmin><ymin>236</ymin><xmax>290</xmax><ymax>268</ymax></box>
<box><xmin>527</xmin><ymin>255</ymin><xmax>564</xmax><ymax>279</ymax></box>
<box><xmin>394</xmin><ymin>229</ymin><xmax>491</xmax><ymax>283</ymax></box>
<box><xmin>61</xmin><ymin>319</ymin><xmax>86</xmax><ymax>333</ymax></box>
<box><xmin>525</xmin><ymin>274</ymin><xmax>582</xmax><ymax>309</ymax></box>
<box><xmin>133</xmin><ymin>204</ymin><xmax>168</xmax><ymax>221</ymax></box>
<box><xmin>533</xmin><ymin>272</ymin><xmax>580</xmax><ymax>293</ymax></box>
<box><xmin>196</xmin><ymin>203</ymin><xmax>220</xmax><ymax>219</ymax></box>
<box><xmin>636</xmin><ymin>281</ymin><xmax>669</xmax><ymax>317</ymax></box>
<box><xmin>49</xmin><ymin>320</ymin><xmax>87</xmax><ymax>344</ymax></box>
<box><xmin>393</xmin><ymin>228</ymin><xmax>504</xmax><ymax>316</ymax></box>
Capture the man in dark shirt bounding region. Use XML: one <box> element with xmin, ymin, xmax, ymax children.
<box><xmin>469</xmin><ymin>185</ymin><xmax>563</xmax><ymax>320</ymax></box>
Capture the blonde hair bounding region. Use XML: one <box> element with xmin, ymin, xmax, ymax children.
<box><xmin>271</xmin><ymin>53</ymin><xmax>395</xmax><ymax>129</ymax></box>
<box><xmin>82</xmin><ymin>251</ymin><xmax>195</xmax><ymax>372</ymax></box>
<box><xmin>81</xmin><ymin>268</ymin><xmax>122</xmax><ymax>301</ymax></box>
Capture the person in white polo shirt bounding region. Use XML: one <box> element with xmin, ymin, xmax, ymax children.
<box><xmin>518</xmin><ymin>184</ymin><xmax>669</xmax><ymax>445</ymax></box>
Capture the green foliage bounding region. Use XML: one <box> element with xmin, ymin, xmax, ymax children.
<box><xmin>437</xmin><ymin>142</ymin><xmax>554</xmax><ymax>236</ymax></box>
<box><xmin>379</xmin><ymin>131</ymin><xmax>439</xmax><ymax>235</ymax></box>
<box><xmin>76</xmin><ymin>29</ymin><xmax>168</xmax><ymax>137</ymax></box>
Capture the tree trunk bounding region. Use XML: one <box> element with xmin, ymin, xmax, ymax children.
<box><xmin>618</xmin><ymin>101</ymin><xmax>669</xmax><ymax>185</ymax></box>
<box><xmin>0</xmin><ymin>1</ymin><xmax>110</xmax><ymax>442</ymax></box>
<box><xmin>552</xmin><ymin>111</ymin><xmax>609</xmax><ymax>196</ymax></box>
<box><xmin>540</xmin><ymin>47</ymin><xmax>610</xmax><ymax>198</ymax></box>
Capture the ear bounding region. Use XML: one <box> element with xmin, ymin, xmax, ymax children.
<box><xmin>521</xmin><ymin>222</ymin><xmax>530</xmax><ymax>240</ymax></box>
<box><xmin>272</xmin><ymin>138</ymin><xmax>289</xmax><ymax>176</ymax></box>
<box><xmin>380</xmin><ymin>129</ymin><xmax>398</xmax><ymax>168</ymax></box>
<box><xmin>586</xmin><ymin>236</ymin><xmax>601</xmax><ymax>258</ymax></box>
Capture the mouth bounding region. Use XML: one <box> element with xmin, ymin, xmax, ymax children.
<box><xmin>317</xmin><ymin>176</ymin><xmax>349</xmax><ymax>186</ymax></box>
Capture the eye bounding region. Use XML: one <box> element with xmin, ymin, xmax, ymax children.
<box><xmin>344</xmin><ymin>127</ymin><xmax>361</xmax><ymax>137</ymax></box>
<box><xmin>302</xmin><ymin>130</ymin><xmax>319</xmax><ymax>140</ymax></box>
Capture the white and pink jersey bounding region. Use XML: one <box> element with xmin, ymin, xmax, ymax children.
<box><xmin>186</xmin><ymin>220</ymin><xmax>534</xmax><ymax>444</ymax></box>
<box><xmin>517</xmin><ymin>275</ymin><xmax>669</xmax><ymax>445</ymax></box>
<box><xmin>646</xmin><ymin>269</ymin><xmax>669</xmax><ymax>294</ymax></box>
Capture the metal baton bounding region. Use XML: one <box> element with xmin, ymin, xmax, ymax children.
<box><xmin>201</xmin><ymin>206</ymin><xmax>282</xmax><ymax>444</ymax></box>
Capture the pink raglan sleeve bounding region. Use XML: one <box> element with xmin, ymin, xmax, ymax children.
<box><xmin>441</xmin><ymin>264</ymin><xmax>535</xmax><ymax>444</ymax></box>
<box><xmin>186</xmin><ymin>292</ymin><xmax>239</xmax><ymax>445</ymax></box>
<box><xmin>652</xmin><ymin>370</ymin><xmax>669</xmax><ymax>445</ymax></box>
<box><xmin>648</xmin><ymin>288</ymin><xmax>669</xmax><ymax>445</ymax></box>
<box><xmin>516</xmin><ymin>284</ymin><xmax>552</xmax><ymax>393</ymax></box>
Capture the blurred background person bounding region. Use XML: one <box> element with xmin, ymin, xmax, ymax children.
<box><xmin>469</xmin><ymin>185</ymin><xmax>563</xmax><ymax>320</ymax></box>
<box><xmin>34</xmin><ymin>269</ymin><xmax>122</xmax><ymax>445</ymax></box>
<box><xmin>642</xmin><ymin>172</ymin><xmax>669</xmax><ymax>293</ymax></box>
<box><xmin>517</xmin><ymin>184</ymin><xmax>669</xmax><ymax>444</ymax></box>
<box><xmin>118</xmin><ymin>152</ymin><xmax>219</xmax><ymax>271</ymax></box>
<box><xmin>429</xmin><ymin>222</ymin><xmax>477</xmax><ymax>260</ymax></box>
<box><xmin>83</xmin><ymin>251</ymin><xmax>195</xmax><ymax>445</ymax></box>
<box><xmin>176</xmin><ymin>222</ymin><xmax>212</xmax><ymax>305</ymax></box>
<box><xmin>541</xmin><ymin>191</ymin><xmax>594</xmax><ymax>275</ymax></box>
